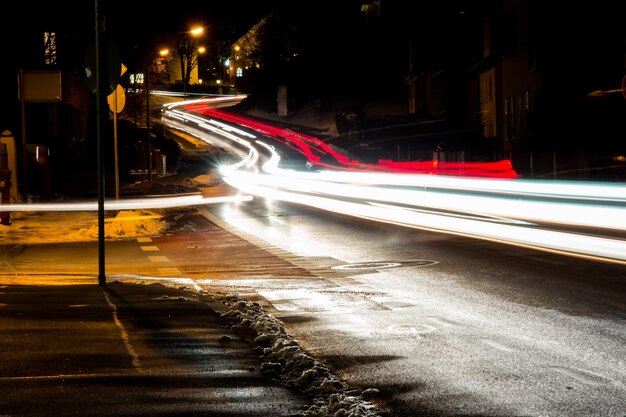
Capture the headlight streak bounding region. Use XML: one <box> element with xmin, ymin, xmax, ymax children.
<box><xmin>220</xmin><ymin>166</ymin><xmax>626</xmax><ymax>231</ymax></box>
<box><xmin>221</xmin><ymin>174</ymin><xmax>626</xmax><ymax>265</ymax></box>
<box><xmin>12</xmin><ymin>96</ymin><xmax>618</xmax><ymax>265</ymax></box>
<box><xmin>255</xmin><ymin>140</ymin><xmax>281</xmax><ymax>172</ymax></box>
<box><xmin>309</xmin><ymin>171</ymin><xmax>626</xmax><ymax>203</ymax></box>
<box><xmin>163</xmin><ymin>98</ymin><xmax>626</xmax><ymax>264</ymax></box>
<box><xmin>1</xmin><ymin>194</ymin><xmax>252</xmax><ymax>212</ymax></box>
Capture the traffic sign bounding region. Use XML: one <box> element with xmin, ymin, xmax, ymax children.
<box><xmin>107</xmin><ymin>85</ymin><xmax>126</xmax><ymax>113</ymax></box>
<box><xmin>84</xmin><ymin>36</ymin><xmax>121</xmax><ymax>95</ymax></box>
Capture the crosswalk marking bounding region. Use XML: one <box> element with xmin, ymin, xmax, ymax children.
<box><xmin>140</xmin><ymin>246</ymin><xmax>160</xmax><ymax>252</ymax></box>
<box><xmin>148</xmin><ymin>256</ymin><xmax>169</xmax><ymax>262</ymax></box>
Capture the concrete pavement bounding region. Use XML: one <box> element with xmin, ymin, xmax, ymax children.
<box><xmin>0</xmin><ymin>278</ymin><xmax>309</xmax><ymax>416</ymax></box>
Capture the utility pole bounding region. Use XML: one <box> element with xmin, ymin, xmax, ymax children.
<box><xmin>146</xmin><ymin>58</ymin><xmax>152</xmax><ymax>181</ymax></box>
<box><xmin>95</xmin><ymin>0</ymin><xmax>106</xmax><ymax>286</ymax></box>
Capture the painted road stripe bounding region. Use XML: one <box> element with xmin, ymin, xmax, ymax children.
<box><xmin>140</xmin><ymin>246</ymin><xmax>160</xmax><ymax>252</ymax></box>
<box><xmin>136</xmin><ymin>237</ymin><xmax>152</xmax><ymax>243</ymax></box>
<box><xmin>102</xmin><ymin>290</ymin><xmax>141</xmax><ymax>370</ymax></box>
<box><xmin>148</xmin><ymin>256</ymin><xmax>170</xmax><ymax>262</ymax></box>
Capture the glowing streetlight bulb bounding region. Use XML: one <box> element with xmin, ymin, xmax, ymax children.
<box><xmin>190</xmin><ymin>26</ymin><xmax>203</xmax><ymax>36</ymax></box>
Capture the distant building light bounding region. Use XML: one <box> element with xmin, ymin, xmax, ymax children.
<box><xmin>224</xmin><ymin>59</ymin><xmax>230</xmax><ymax>67</ymax></box>
<box><xmin>44</xmin><ymin>32</ymin><xmax>57</xmax><ymax>65</ymax></box>
<box><xmin>216</xmin><ymin>79</ymin><xmax>222</xmax><ymax>85</ymax></box>
<box><xmin>236</xmin><ymin>67</ymin><xmax>243</xmax><ymax>77</ymax></box>
<box><xmin>132</xmin><ymin>73</ymin><xmax>145</xmax><ymax>84</ymax></box>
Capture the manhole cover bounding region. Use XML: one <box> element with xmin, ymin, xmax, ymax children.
<box><xmin>332</xmin><ymin>260</ymin><xmax>437</xmax><ymax>270</ymax></box>
<box><xmin>386</xmin><ymin>324</ymin><xmax>437</xmax><ymax>335</ymax></box>
<box><xmin>333</xmin><ymin>262</ymin><xmax>402</xmax><ymax>270</ymax></box>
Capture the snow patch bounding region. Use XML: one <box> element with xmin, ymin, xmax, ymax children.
<box><xmin>0</xmin><ymin>209</ymin><xmax>168</xmax><ymax>244</ymax></box>
<box><xmin>217</xmin><ymin>295</ymin><xmax>384</xmax><ymax>417</ymax></box>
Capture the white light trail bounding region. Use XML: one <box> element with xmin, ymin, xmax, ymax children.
<box><xmin>4</xmin><ymin>96</ymin><xmax>610</xmax><ymax>263</ymax></box>
<box><xmin>0</xmin><ymin>194</ymin><xmax>252</xmax><ymax>212</ymax></box>
<box><xmin>221</xmin><ymin>166</ymin><xmax>626</xmax><ymax>231</ymax></box>
<box><xmin>222</xmin><ymin>174</ymin><xmax>626</xmax><ymax>265</ymax></box>
<box><xmin>160</xmin><ymin>97</ymin><xmax>626</xmax><ymax>264</ymax></box>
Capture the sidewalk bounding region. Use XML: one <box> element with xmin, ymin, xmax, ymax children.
<box><xmin>0</xmin><ymin>278</ymin><xmax>309</xmax><ymax>416</ymax></box>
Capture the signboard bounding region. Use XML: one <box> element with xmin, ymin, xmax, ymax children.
<box><xmin>20</xmin><ymin>71</ymin><xmax>62</xmax><ymax>102</ymax></box>
<box><xmin>84</xmin><ymin>37</ymin><xmax>121</xmax><ymax>95</ymax></box>
<box><xmin>107</xmin><ymin>66</ymin><xmax>127</xmax><ymax>113</ymax></box>
<box><xmin>107</xmin><ymin>85</ymin><xmax>126</xmax><ymax>113</ymax></box>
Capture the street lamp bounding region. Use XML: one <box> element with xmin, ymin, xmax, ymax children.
<box><xmin>196</xmin><ymin>46</ymin><xmax>206</xmax><ymax>84</ymax></box>
<box><xmin>145</xmin><ymin>47</ymin><xmax>169</xmax><ymax>181</ymax></box>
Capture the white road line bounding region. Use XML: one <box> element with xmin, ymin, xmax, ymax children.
<box><xmin>102</xmin><ymin>290</ymin><xmax>141</xmax><ymax>371</ymax></box>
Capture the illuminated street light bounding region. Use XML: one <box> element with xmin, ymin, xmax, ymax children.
<box><xmin>190</xmin><ymin>26</ymin><xmax>203</xmax><ymax>36</ymax></box>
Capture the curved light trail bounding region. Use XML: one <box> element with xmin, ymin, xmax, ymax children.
<box><xmin>162</xmin><ymin>97</ymin><xmax>626</xmax><ymax>265</ymax></box>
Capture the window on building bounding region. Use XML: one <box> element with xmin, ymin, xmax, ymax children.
<box><xmin>130</xmin><ymin>73</ymin><xmax>145</xmax><ymax>84</ymax></box>
<box><xmin>44</xmin><ymin>32</ymin><xmax>57</xmax><ymax>65</ymax></box>
<box><xmin>236</xmin><ymin>67</ymin><xmax>243</xmax><ymax>77</ymax></box>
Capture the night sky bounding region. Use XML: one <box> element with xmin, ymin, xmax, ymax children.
<box><xmin>1</xmin><ymin>1</ymin><xmax>625</xmax><ymax>142</ymax></box>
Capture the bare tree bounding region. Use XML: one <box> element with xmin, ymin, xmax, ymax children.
<box><xmin>175</xmin><ymin>37</ymin><xmax>200</xmax><ymax>97</ymax></box>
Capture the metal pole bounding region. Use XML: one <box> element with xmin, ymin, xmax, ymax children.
<box><xmin>95</xmin><ymin>0</ymin><xmax>106</xmax><ymax>286</ymax></box>
<box><xmin>146</xmin><ymin>59</ymin><xmax>152</xmax><ymax>181</ymax></box>
<box><xmin>183</xmin><ymin>73</ymin><xmax>186</xmax><ymax>99</ymax></box>
<box><xmin>113</xmin><ymin>109</ymin><xmax>119</xmax><ymax>200</ymax></box>
<box><xmin>19</xmin><ymin>70</ymin><xmax>27</xmax><ymax>200</ymax></box>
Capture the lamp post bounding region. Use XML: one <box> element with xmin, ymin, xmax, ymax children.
<box><xmin>145</xmin><ymin>57</ymin><xmax>152</xmax><ymax>181</ymax></box>
<box><xmin>197</xmin><ymin>46</ymin><xmax>206</xmax><ymax>82</ymax></box>
<box><xmin>145</xmin><ymin>48</ymin><xmax>169</xmax><ymax>181</ymax></box>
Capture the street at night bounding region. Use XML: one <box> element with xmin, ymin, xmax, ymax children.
<box><xmin>1</xmin><ymin>1</ymin><xmax>626</xmax><ymax>416</ymax></box>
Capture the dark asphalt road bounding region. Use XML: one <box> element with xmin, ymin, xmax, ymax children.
<box><xmin>0</xmin><ymin>282</ymin><xmax>310</xmax><ymax>417</ymax></box>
